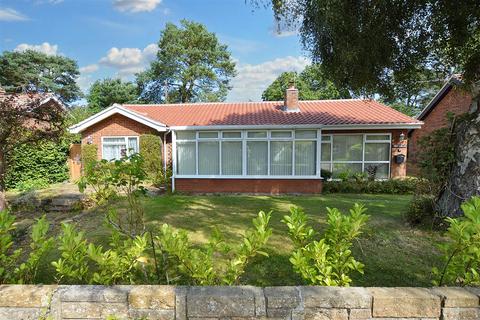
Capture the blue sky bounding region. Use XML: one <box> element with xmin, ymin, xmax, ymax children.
<box><xmin>0</xmin><ymin>0</ymin><xmax>310</xmax><ymax>102</ymax></box>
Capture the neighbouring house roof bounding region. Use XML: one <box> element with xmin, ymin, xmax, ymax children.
<box><xmin>69</xmin><ymin>99</ymin><xmax>422</xmax><ymax>134</ymax></box>
<box><xmin>0</xmin><ymin>89</ymin><xmax>65</xmax><ymax>110</ymax></box>
<box><xmin>416</xmin><ymin>74</ymin><xmax>463</xmax><ymax>121</ymax></box>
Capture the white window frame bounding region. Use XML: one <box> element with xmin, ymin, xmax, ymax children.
<box><xmin>320</xmin><ymin>133</ymin><xmax>392</xmax><ymax>179</ymax></box>
<box><xmin>101</xmin><ymin>136</ymin><xmax>139</xmax><ymax>160</ymax></box>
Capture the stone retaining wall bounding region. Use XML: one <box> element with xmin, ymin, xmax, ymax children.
<box><xmin>0</xmin><ymin>285</ymin><xmax>479</xmax><ymax>320</ymax></box>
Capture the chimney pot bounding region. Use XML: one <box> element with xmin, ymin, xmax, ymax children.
<box><xmin>284</xmin><ymin>83</ymin><xmax>299</xmax><ymax>112</ymax></box>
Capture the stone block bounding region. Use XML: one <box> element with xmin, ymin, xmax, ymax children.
<box><xmin>442</xmin><ymin>307</ymin><xmax>480</xmax><ymax>320</ymax></box>
<box><xmin>368</xmin><ymin>287</ymin><xmax>441</xmax><ymax>318</ymax></box>
<box><xmin>0</xmin><ymin>285</ymin><xmax>57</xmax><ymax>308</ymax></box>
<box><xmin>187</xmin><ymin>286</ymin><xmax>256</xmax><ymax>318</ymax></box>
<box><xmin>268</xmin><ymin>308</ymin><xmax>292</xmax><ymax>318</ymax></box>
<box><xmin>128</xmin><ymin>308</ymin><xmax>175</xmax><ymax>320</ymax></box>
<box><xmin>348</xmin><ymin>308</ymin><xmax>372</xmax><ymax>319</ymax></box>
<box><xmin>431</xmin><ymin>287</ymin><xmax>479</xmax><ymax>307</ymax></box>
<box><xmin>301</xmin><ymin>287</ymin><xmax>371</xmax><ymax>309</ymax></box>
<box><xmin>175</xmin><ymin>286</ymin><xmax>188</xmax><ymax>320</ymax></box>
<box><xmin>0</xmin><ymin>307</ymin><xmax>43</xmax><ymax>320</ymax></box>
<box><xmin>265</xmin><ymin>286</ymin><xmax>301</xmax><ymax>309</ymax></box>
<box><xmin>61</xmin><ymin>301</ymin><xmax>128</xmax><ymax>319</ymax></box>
<box><xmin>60</xmin><ymin>285</ymin><xmax>129</xmax><ymax>303</ymax></box>
<box><xmin>466</xmin><ymin>287</ymin><xmax>480</xmax><ymax>299</ymax></box>
<box><xmin>128</xmin><ymin>285</ymin><xmax>175</xmax><ymax>309</ymax></box>
<box><xmin>300</xmin><ymin>308</ymin><xmax>348</xmax><ymax>320</ymax></box>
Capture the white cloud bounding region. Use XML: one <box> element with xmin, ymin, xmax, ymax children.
<box><xmin>77</xmin><ymin>75</ymin><xmax>94</xmax><ymax>93</ymax></box>
<box><xmin>113</xmin><ymin>0</ymin><xmax>162</xmax><ymax>13</ymax></box>
<box><xmin>0</xmin><ymin>8</ymin><xmax>29</xmax><ymax>21</ymax></box>
<box><xmin>99</xmin><ymin>43</ymin><xmax>158</xmax><ymax>78</ymax></box>
<box><xmin>79</xmin><ymin>64</ymin><xmax>99</xmax><ymax>73</ymax></box>
<box><xmin>227</xmin><ymin>56</ymin><xmax>310</xmax><ymax>102</ymax></box>
<box><xmin>14</xmin><ymin>42</ymin><xmax>59</xmax><ymax>56</ymax></box>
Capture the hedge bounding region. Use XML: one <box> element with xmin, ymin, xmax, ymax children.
<box><xmin>322</xmin><ymin>178</ymin><xmax>419</xmax><ymax>194</ymax></box>
<box><xmin>81</xmin><ymin>144</ymin><xmax>98</xmax><ymax>168</ymax></box>
<box><xmin>139</xmin><ymin>134</ymin><xmax>163</xmax><ymax>178</ymax></box>
<box><xmin>5</xmin><ymin>141</ymin><xmax>69</xmax><ymax>190</ymax></box>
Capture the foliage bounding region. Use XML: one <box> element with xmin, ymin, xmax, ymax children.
<box><xmin>282</xmin><ymin>204</ymin><xmax>369</xmax><ymax>286</ymax></box>
<box><xmin>0</xmin><ymin>211</ymin><xmax>53</xmax><ymax>284</ymax></box>
<box><xmin>52</xmin><ymin>223</ymin><xmax>148</xmax><ymax>284</ymax></box>
<box><xmin>405</xmin><ymin>193</ymin><xmax>437</xmax><ymax>226</ymax></box>
<box><xmin>139</xmin><ymin>134</ymin><xmax>164</xmax><ymax>185</ymax></box>
<box><xmin>81</xmin><ymin>144</ymin><xmax>98</xmax><ymax>169</ymax></box>
<box><xmin>78</xmin><ymin>154</ymin><xmax>148</xmax><ymax>237</ymax></box>
<box><xmin>0</xmin><ymin>94</ymin><xmax>66</xmax><ymax>210</ymax></box>
<box><xmin>262</xmin><ymin>64</ymin><xmax>350</xmax><ymax>101</ymax></box>
<box><xmin>323</xmin><ymin>178</ymin><xmax>419</xmax><ymax>194</ymax></box>
<box><xmin>137</xmin><ymin>19</ymin><xmax>237</xmax><ymax>103</ymax></box>
<box><xmin>320</xmin><ymin>169</ymin><xmax>332</xmax><ymax>180</ymax></box>
<box><xmin>155</xmin><ymin>211</ymin><xmax>272</xmax><ymax>285</ymax></box>
<box><xmin>264</xmin><ymin>0</ymin><xmax>480</xmax><ymax>92</ymax></box>
<box><xmin>87</xmin><ymin>79</ymin><xmax>138</xmax><ymax>112</ymax></box>
<box><xmin>0</xmin><ymin>49</ymin><xmax>81</xmax><ymax>102</ymax></box>
<box><xmin>5</xmin><ymin>140</ymin><xmax>69</xmax><ymax>190</ymax></box>
<box><xmin>432</xmin><ymin>196</ymin><xmax>480</xmax><ymax>286</ymax></box>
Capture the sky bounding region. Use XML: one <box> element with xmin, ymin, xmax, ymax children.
<box><xmin>0</xmin><ymin>0</ymin><xmax>310</xmax><ymax>103</ymax></box>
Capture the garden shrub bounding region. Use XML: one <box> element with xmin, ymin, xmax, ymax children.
<box><xmin>323</xmin><ymin>178</ymin><xmax>419</xmax><ymax>194</ymax></box>
<box><xmin>155</xmin><ymin>211</ymin><xmax>272</xmax><ymax>285</ymax></box>
<box><xmin>282</xmin><ymin>204</ymin><xmax>369</xmax><ymax>286</ymax></box>
<box><xmin>0</xmin><ymin>211</ymin><xmax>54</xmax><ymax>284</ymax></box>
<box><xmin>139</xmin><ymin>134</ymin><xmax>162</xmax><ymax>177</ymax></box>
<box><xmin>81</xmin><ymin>144</ymin><xmax>98</xmax><ymax>168</ymax></box>
<box><xmin>432</xmin><ymin>196</ymin><xmax>480</xmax><ymax>286</ymax></box>
<box><xmin>404</xmin><ymin>193</ymin><xmax>437</xmax><ymax>226</ymax></box>
<box><xmin>5</xmin><ymin>141</ymin><xmax>69</xmax><ymax>190</ymax></box>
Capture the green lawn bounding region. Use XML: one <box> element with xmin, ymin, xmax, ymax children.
<box><xmin>139</xmin><ymin>193</ymin><xmax>444</xmax><ymax>287</ymax></box>
<box><xmin>25</xmin><ymin>192</ymin><xmax>444</xmax><ymax>286</ymax></box>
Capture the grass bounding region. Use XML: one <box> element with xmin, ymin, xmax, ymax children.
<box><xmin>12</xmin><ymin>191</ymin><xmax>445</xmax><ymax>287</ymax></box>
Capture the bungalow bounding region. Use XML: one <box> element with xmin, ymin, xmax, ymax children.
<box><xmin>69</xmin><ymin>86</ymin><xmax>422</xmax><ymax>193</ymax></box>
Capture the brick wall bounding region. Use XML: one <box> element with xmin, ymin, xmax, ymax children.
<box><xmin>81</xmin><ymin>114</ymin><xmax>161</xmax><ymax>160</ymax></box>
<box><xmin>1</xmin><ymin>285</ymin><xmax>479</xmax><ymax>320</ymax></box>
<box><xmin>408</xmin><ymin>86</ymin><xmax>472</xmax><ymax>175</ymax></box>
<box><xmin>175</xmin><ymin>178</ymin><xmax>323</xmax><ymax>194</ymax></box>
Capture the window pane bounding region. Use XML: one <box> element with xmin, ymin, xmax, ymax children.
<box><xmin>222</xmin><ymin>132</ymin><xmax>242</xmax><ymax>139</ymax></box>
<box><xmin>365</xmin><ymin>143</ymin><xmax>390</xmax><ymax>161</ymax></box>
<box><xmin>103</xmin><ymin>145</ymin><xmax>123</xmax><ymax>161</ymax></box>
<box><xmin>222</xmin><ymin>141</ymin><xmax>242</xmax><ymax>175</ymax></box>
<box><xmin>271</xmin><ymin>131</ymin><xmax>292</xmax><ymax>138</ymax></box>
<box><xmin>198</xmin><ymin>141</ymin><xmax>219</xmax><ymax>175</ymax></box>
<box><xmin>198</xmin><ymin>131</ymin><xmax>218</xmax><ymax>139</ymax></box>
<box><xmin>321</xmin><ymin>162</ymin><xmax>332</xmax><ymax>174</ymax></box>
<box><xmin>177</xmin><ymin>142</ymin><xmax>196</xmax><ymax>175</ymax></box>
<box><xmin>128</xmin><ymin>137</ymin><xmax>139</xmax><ymax>154</ymax></box>
<box><xmin>270</xmin><ymin>141</ymin><xmax>293</xmax><ymax>175</ymax></box>
<box><xmin>332</xmin><ymin>163</ymin><xmax>362</xmax><ymax>177</ymax></box>
<box><xmin>365</xmin><ymin>163</ymin><xmax>389</xmax><ymax>179</ymax></box>
<box><xmin>247</xmin><ymin>141</ymin><xmax>268</xmax><ymax>175</ymax></box>
<box><xmin>296</xmin><ymin>130</ymin><xmax>317</xmax><ymax>139</ymax></box>
<box><xmin>321</xmin><ymin>143</ymin><xmax>331</xmax><ymax>162</ymax></box>
<box><xmin>366</xmin><ymin>134</ymin><xmax>390</xmax><ymax>141</ymax></box>
<box><xmin>104</xmin><ymin>137</ymin><xmax>126</xmax><ymax>144</ymax></box>
<box><xmin>321</xmin><ymin>135</ymin><xmax>331</xmax><ymax>142</ymax></box>
<box><xmin>332</xmin><ymin>135</ymin><xmax>363</xmax><ymax>161</ymax></box>
<box><xmin>247</xmin><ymin>131</ymin><xmax>267</xmax><ymax>138</ymax></box>
<box><xmin>177</xmin><ymin>131</ymin><xmax>196</xmax><ymax>140</ymax></box>
<box><xmin>295</xmin><ymin>141</ymin><xmax>316</xmax><ymax>175</ymax></box>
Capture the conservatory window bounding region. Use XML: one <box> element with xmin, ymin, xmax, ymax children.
<box><xmin>102</xmin><ymin>136</ymin><xmax>139</xmax><ymax>161</ymax></box>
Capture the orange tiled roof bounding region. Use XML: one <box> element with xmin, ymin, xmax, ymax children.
<box><xmin>123</xmin><ymin>99</ymin><xmax>420</xmax><ymax>127</ymax></box>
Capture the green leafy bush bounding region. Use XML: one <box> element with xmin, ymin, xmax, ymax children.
<box><xmin>404</xmin><ymin>193</ymin><xmax>437</xmax><ymax>226</ymax></box>
<box><xmin>155</xmin><ymin>211</ymin><xmax>272</xmax><ymax>285</ymax></box>
<box><xmin>78</xmin><ymin>154</ymin><xmax>148</xmax><ymax>237</ymax></box>
<box><xmin>0</xmin><ymin>211</ymin><xmax>54</xmax><ymax>284</ymax></box>
<box><xmin>139</xmin><ymin>134</ymin><xmax>163</xmax><ymax>182</ymax></box>
<box><xmin>323</xmin><ymin>178</ymin><xmax>419</xmax><ymax>194</ymax></box>
<box><xmin>5</xmin><ymin>141</ymin><xmax>69</xmax><ymax>189</ymax></box>
<box><xmin>52</xmin><ymin>223</ymin><xmax>149</xmax><ymax>284</ymax></box>
<box><xmin>282</xmin><ymin>204</ymin><xmax>369</xmax><ymax>286</ymax></box>
<box><xmin>81</xmin><ymin>144</ymin><xmax>98</xmax><ymax>168</ymax></box>
<box><xmin>432</xmin><ymin>196</ymin><xmax>480</xmax><ymax>286</ymax></box>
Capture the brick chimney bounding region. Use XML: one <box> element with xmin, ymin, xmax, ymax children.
<box><xmin>284</xmin><ymin>81</ymin><xmax>299</xmax><ymax>112</ymax></box>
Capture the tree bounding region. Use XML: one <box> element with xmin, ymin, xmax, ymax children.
<box><xmin>262</xmin><ymin>64</ymin><xmax>351</xmax><ymax>101</ymax></box>
<box><xmin>0</xmin><ymin>95</ymin><xmax>66</xmax><ymax>211</ymax></box>
<box><xmin>137</xmin><ymin>20</ymin><xmax>237</xmax><ymax>103</ymax></box>
<box><xmin>0</xmin><ymin>50</ymin><xmax>81</xmax><ymax>103</ymax></box>
<box><xmin>259</xmin><ymin>0</ymin><xmax>480</xmax><ymax>216</ymax></box>
<box><xmin>87</xmin><ymin>79</ymin><xmax>138</xmax><ymax>112</ymax></box>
